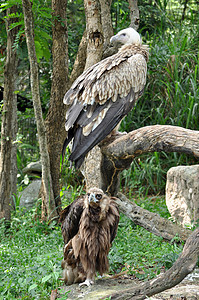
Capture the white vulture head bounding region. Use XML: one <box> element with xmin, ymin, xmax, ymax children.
<box><xmin>110</xmin><ymin>27</ymin><xmax>142</xmax><ymax>45</ymax></box>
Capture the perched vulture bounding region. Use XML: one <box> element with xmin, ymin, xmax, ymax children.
<box><xmin>60</xmin><ymin>188</ymin><xmax>119</xmax><ymax>286</ymax></box>
<box><xmin>63</xmin><ymin>27</ymin><xmax>149</xmax><ymax>168</ymax></box>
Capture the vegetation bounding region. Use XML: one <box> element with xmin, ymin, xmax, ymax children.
<box><xmin>0</xmin><ymin>0</ymin><xmax>198</xmax><ymax>299</ymax></box>
<box><xmin>0</xmin><ymin>195</ymin><xmax>183</xmax><ymax>299</ymax></box>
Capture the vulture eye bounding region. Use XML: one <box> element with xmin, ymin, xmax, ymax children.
<box><xmin>122</xmin><ymin>33</ymin><xmax>126</xmax><ymax>36</ymax></box>
<box><xmin>96</xmin><ymin>194</ymin><xmax>102</xmax><ymax>200</ymax></box>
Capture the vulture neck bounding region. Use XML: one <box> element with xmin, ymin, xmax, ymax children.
<box><xmin>119</xmin><ymin>43</ymin><xmax>149</xmax><ymax>62</ymax></box>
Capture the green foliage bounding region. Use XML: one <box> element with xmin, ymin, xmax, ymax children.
<box><xmin>0</xmin><ymin>207</ymin><xmax>63</xmax><ymax>300</ymax></box>
<box><xmin>109</xmin><ymin>213</ymin><xmax>183</xmax><ymax>280</ymax></box>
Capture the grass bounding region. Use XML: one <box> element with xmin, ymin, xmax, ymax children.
<box><xmin>0</xmin><ymin>195</ymin><xmax>184</xmax><ymax>299</ymax></box>
<box><xmin>0</xmin><ymin>207</ymin><xmax>63</xmax><ymax>300</ymax></box>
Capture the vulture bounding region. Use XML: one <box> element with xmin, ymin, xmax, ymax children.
<box><xmin>63</xmin><ymin>28</ymin><xmax>149</xmax><ymax>168</ymax></box>
<box><xmin>60</xmin><ymin>188</ymin><xmax>119</xmax><ymax>286</ymax></box>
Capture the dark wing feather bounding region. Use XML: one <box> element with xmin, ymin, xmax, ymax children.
<box><xmin>109</xmin><ymin>198</ymin><xmax>120</xmax><ymax>243</ymax></box>
<box><xmin>59</xmin><ymin>196</ymin><xmax>84</xmax><ymax>244</ymax></box>
<box><xmin>69</xmin><ymin>88</ymin><xmax>138</xmax><ymax>168</ymax></box>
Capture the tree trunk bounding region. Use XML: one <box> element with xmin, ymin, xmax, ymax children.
<box><xmin>22</xmin><ymin>0</ymin><xmax>56</xmax><ymax>220</ymax></box>
<box><xmin>128</xmin><ymin>0</ymin><xmax>140</xmax><ymax>30</ymax></box>
<box><xmin>99</xmin><ymin>0</ymin><xmax>113</xmax><ymax>45</ymax></box>
<box><xmin>0</xmin><ymin>6</ymin><xmax>18</xmax><ymax>223</ymax></box>
<box><xmin>45</xmin><ymin>0</ymin><xmax>69</xmax><ymax>214</ymax></box>
<box><xmin>81</xmin><ymin>0</ymin><xmax>104</xmax><ymax>190</ymax></box>
<box><xmin>84</xmin><ymin>0</ymin><xmax>104</xmax><ymax>70</ymax></box>
<box><xmin>107</xmin><ymin>227</ymin><xmax>199</xmax><ymax>299</ymax></box>
<box><xmin>100</xmin><ymin>125</ymin><xmax>199</xmax><ymax>195</ymax></box>
<box><xmin>69</xmin><ymin>30</ymin><xmax>87</xmax><ymax>85</ymax></box>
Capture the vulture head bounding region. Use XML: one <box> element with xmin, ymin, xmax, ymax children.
<box><xmin>84</xmin><ymin>188</ymin><xmax>108</xmax><ymax>211</ymax></box>
<box><xmin>110</xmin><ymin>27</ymin><xmax>141</xmax><ymax>46</ymax></box>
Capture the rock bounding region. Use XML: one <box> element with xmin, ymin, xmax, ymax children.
<box><xmin>166</xmin><ymin>165</ymin><xmax>199</xmax><ymax>227</ymax></box>
<box><xmin>19</xmin><ymin>179</ymin><xmax>41</xmax><ymax>209</ymax></box>
<box><xmin>22</xmin><ymin>161</ymin><xmax>42</xmax><ymax>176</ymax></box>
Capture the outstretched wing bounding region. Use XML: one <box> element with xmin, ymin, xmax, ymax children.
<box><xmin>63</xmin><ymin>46</ymin><xmax>148</xmax><ymax>168</ymax></box>
<box><xmin>59</xmin><ymin>196</ymin><xmax>85</xmax><ymax>244</ymax></box>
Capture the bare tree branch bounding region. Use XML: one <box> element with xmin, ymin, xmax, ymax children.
<box><xmin>100</xmin><ymin>125</ymin><xmax>199</xmax><ymax>195</ymax></box>
<box><xmin>106</xmin><ymin>227</ymin><xmax>199</xmax><ymax>299</ymax></box>
<box><xmin>116</xmin><ymin>193</ymin><xmax>190</xmax><ymax>241</ymax></box>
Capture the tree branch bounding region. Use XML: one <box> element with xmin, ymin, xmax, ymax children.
<box><xmin>116</xmin><ymin>193</ymin><xmax>190</xmax><ymax>241</ymax></box>
<box><xmin>106</xmin><ymin>227</ymin><xmax>199</xmax><ymax>299</ymax></box>
<box><xmin>100</xmin><ymin>125</ymin><xmax>199</xmax><ymax>194</ymax></box>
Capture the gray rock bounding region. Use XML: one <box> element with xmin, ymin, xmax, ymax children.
<box><xmin>166</xmin><ymin>165</ymin><xmax>199</xmax><ymax>227</ymax></box>
<box><xmin>22</xmin><ymin>161</ymin><xmax>42</xmax><ymax>176</ymax></box>
<box><xmin>19</xmin><ymin>179</ymin><xmax>41</xmax><ymax>209</ymax></box>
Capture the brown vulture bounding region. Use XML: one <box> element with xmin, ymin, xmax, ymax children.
<box><xmin>60</xmin><ymin>188</ymin><xmax>119</xmax><ymax>286</ymax></box>
<box><xmin>63</xmin><ymin>28</ymin><xmax>149</xmax><ymax>168</ymax></box>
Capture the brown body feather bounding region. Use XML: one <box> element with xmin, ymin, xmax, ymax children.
<box><xmin>60</xmin><ymin>188</ymin><xmax>119</xmax><ymax>286</ymax></box>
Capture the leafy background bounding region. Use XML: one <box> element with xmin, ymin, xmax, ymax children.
<box><xmin>0</xmin><ymin>0</ymin><xmax>198</xmax><ymax>298</ymax></box>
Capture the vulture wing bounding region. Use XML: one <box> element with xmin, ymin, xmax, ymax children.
<box><xmin>63</xmin><ymin>45</ymin><xmax>148</xmax><ymax>168</ymax></box>
<box><xmin>60</xmin><ymin>196</ymin><xmax>84</xmax><ymax>244</ymax></box>
<box><xmin>109</xmin><ymin>198</ymin><xmax>120</xmax><ymax>244</ymax></box>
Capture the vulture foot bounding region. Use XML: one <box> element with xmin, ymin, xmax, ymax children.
<box><xmin>79</xmin><ymin>279</ymin><xmax>94</xmax><ymax>287</ymax></box>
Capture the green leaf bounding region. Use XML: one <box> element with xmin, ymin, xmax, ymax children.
<box><xmin>28</xmin><ymin>283</ymin><xmax>37</xmax><ymax>292</ymax></box>
<box><xmin>42</xmin><ymin>274</ymin><xmax>52</xmax><ymax>283</ymax></box>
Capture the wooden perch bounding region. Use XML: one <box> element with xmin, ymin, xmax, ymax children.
<box><xmin>116</xmin><ymin>192</ymin><xmax>190</xmax><ymax>242</ymax></box>
<box><xmin>100</xmin><ymin>125</ymin><xmax>199</xmax><ymax>194</ymax></box>
<box><xmin>106</xmin><ymin>227</ymin><xmax>199</xmax><ymax>300</ymax></box>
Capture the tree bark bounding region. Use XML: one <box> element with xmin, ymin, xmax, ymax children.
<box><xmin>0</xmin><ymin>6</ymin><xmax>18</xmax><ymax>222</ymax></box>
<box><xmin>81</xmin><ymin>0</ymin><xmax>104</xmax><ymax>189</ymax></box>
<box><xmin>116</xmin><ymin>192</ymin><xmax>190</xmax><ymax>241</ymax></box>
<box><xmin>84</xmin><ymin>0</ymin><xmax>104</xmax><ymax>70</ymax></box>
<box><xmin>99</xmin><ymin>0</ymin><xmax>113</xmax><ymax>45</ymax></box>
<box><xmin>69</xmin><ymin>30</ymin><xmax>87</xmax><ymax>85</ymax></box>
<box><xmin>22</xmin><ymin>0</ymin><xmax>56</xmax><ymax>220</ymax></box>
<box><xmin>128</xmin><ymin>0</ymin><xmax>140</xmax><ymax>30</ymax></box>
<box><xmin>107</xmin><ymin>227</ymin><xmax>199</xmax><ymax>299</ymax></box>
<box><xmin>45</xmin><ymin>0</ymin><xmax>69</xmax><ymax>214</ymax></box>
<box><xmin>100</xmin><ymin>125</ymin><xmax>199</xmax><ymax>195</ymax></box>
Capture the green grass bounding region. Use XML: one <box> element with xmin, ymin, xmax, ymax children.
<box><xmin>109</xmin><ymin>215</ymin><xmax>182</xmax><ymax>280</ymax></box>
<box><xmin>0</xmin><ymin>208</ymin><xmax>63</xmax><ymax>300</ymax></box>
<box><xmin>0</xmin><ymin>195</ymin><xmax>184</xmax><ymax>299</ymax></box>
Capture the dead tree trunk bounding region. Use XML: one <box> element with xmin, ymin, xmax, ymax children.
<box><xmin>22</xmin><ymin>0</ymin><xmax>56</xmax><ymax>220</ymax></box>
<box><xmin>100</xmin><ymin>125</ymin><xmax>199</xmax><ymax>195</ymax></box>
<box><xmin>0</xmin><ymin>6</ymin><xmax>18</xmax><ymax>222</ymax></box>
<box><xmin>108</xmin><ymin>226</ymin><xmax>199</xmax><ymax>299</ymax></box>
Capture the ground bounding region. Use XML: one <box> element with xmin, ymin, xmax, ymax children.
<box><xmin>56</xmin><ymin>269</ymin><xmax>199</xmax><ymax>300</ymax></box>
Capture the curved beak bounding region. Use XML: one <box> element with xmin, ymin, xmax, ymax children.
<box><xmin>110</xmin><ymin>35</ymin><xmax>119</xmax><ymax>44</ymax></box>
<box><xmin>88</xmin><ymin>193</ymin><xmax>99</xmax><ymax>203</ymax></box>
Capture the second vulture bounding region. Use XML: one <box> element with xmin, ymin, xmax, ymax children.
<box><xmin>63</xmin><ymin>27</ymin><xmax>149</xmax><ymax>168</ymax></box>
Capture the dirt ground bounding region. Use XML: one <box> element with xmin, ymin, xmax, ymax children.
<box><xmin>54</xmin><ymin>270</ymin><xmax>199</xmax><ymax>300</ymax></box>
